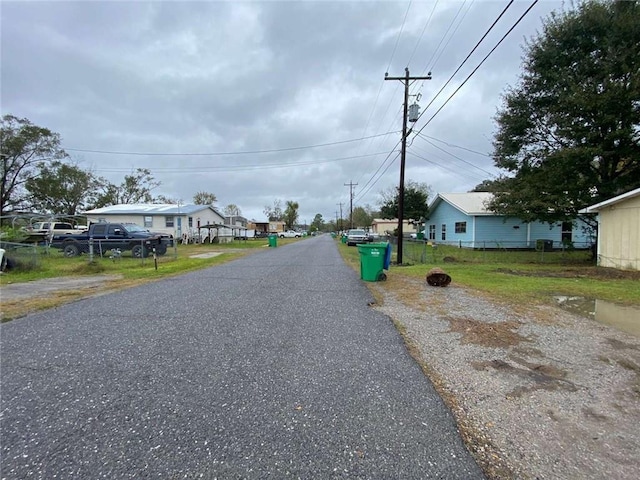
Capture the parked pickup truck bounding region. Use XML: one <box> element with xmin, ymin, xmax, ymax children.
<box><xmin>278</xmin><ymin>230</ymin><xmax>302</xmax><ymax>238</ymax></box>
<box><xmin>50</xmin><ymin>223</ymin><xmax>172</xmax><ymax>258</ymax></box>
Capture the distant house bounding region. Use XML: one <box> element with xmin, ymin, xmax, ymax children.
<box><xmin>83</xmin><ymin>203</ymin><xmax>230</xmax><ymax>243</ymax></box>
<box><xmin>371</xmin><ymin>218</ymin><xmax>417</xmax><ymax>236</ymax></box>
<box><xmin>583</xmin><ymin>188</ymin><xmax>640</xmax><ymax>271</ymax></box>
<box><xmin>426</xmin><ymin>192</ymin><xmax>594</xmax><ymax>249</ymax></box>
<box><xmin>225</xmin><ymin>215</ymin><xmax>248</xmax><ymax>227</ymax></box>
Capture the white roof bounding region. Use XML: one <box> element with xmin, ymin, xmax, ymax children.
<box><xmin>582</xmin><ymin>188</ymin><xmax>640</xmax><ymax>213</ymax></box>
<box><xmin>432</xmin><ymin>192</ymin><xmax>494</xmax><ymax>215</ymax></box>
<box><xmin>83</xmin><ymin>203</ymin><xmax>222</xmax><ymax>216</ymax></box>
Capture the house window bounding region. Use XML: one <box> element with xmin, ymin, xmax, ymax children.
<box><xmin>455</xmin><ymin>222</ymin><xmax>466</xmax><ymax>234</ymax></box>
<box><xmin>561</xmin><ymin>222</ymin><xmax>573</xmax><ymax>243</ymax></box>
<box><xmin>429</xmin><ymin>225</ymin><xmax>436</xmax><ymax>240</ymax></box>
<box><xmin>441</xmin><ymin>224</ymin><xmax>446</xmax><ymax>241</ymax></box>
<box><xmin>188</xmin><ymin>216</ymin><xmax>193</xmax><ymax>228</ymax></box>
<box><xmin>144</xmin><ymin>216</ymin><xmax>153</xmax><ymax>228</ymax></box>
<box><xmin>165</xmin><ymin>216</ymin><xmax>174</xmax><ymax>228</ymax></box>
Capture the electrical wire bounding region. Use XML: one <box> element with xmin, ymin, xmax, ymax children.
<box><xmin>407</xmin><ymin>151</ymin><xmax>487</xmax><ymax>183</ymax></box>
<box><xmin>412</xmin><ymin>135</ymin><xmax>495</xmax><ymax>176</ymax></box>
<box><xmin>413</xmin><ymin>0</ymin><xmax>515</xmax><ymax>125</ymax></box>
<box><xmin>416</xmin><ymin>132</ymin><xmax>491</xmax><ymax>158</ymax></box>
<box><xmin>414</xmin><ymin>0</ymin><xmax>540</xmax><ymax>137</ymax></box>
<box><xmin>354</xmin><ymin>151</ymin><xmax>401</xmax><ymax>204</ymax></box>
<box><xmin>405</xmin><ymin>0</ymin><xmax>439</xmax><ymax>67</ymax></box>
<box><xmin>385</xmin><ymin>0</ymin><xmax>413</xmax><ymax>74</ymax></box>
<box><xmin>64</xmin><ymin>131</ymin><xmax>399</xmax><ymax>157</ymax></box>
<box><xmin>91</xmin><ymin>151</ymin><xmax>392</xmax><ymax>174</ymax></box>
<box><xmin>425</xmin><ymin>0</ymin><xmax>475</xmax><ymax>75</ymax></box>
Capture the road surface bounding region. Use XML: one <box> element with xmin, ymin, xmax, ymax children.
<box><xmin>1</xmin><ymin>235</ymin><xmax>484</xmax><ymax>478</ymax></box>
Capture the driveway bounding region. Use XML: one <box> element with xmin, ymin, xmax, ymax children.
<box><xmin>0</xmin><ymin>235</ymin><xmax>483</xmax><ymax>478</ymax></box>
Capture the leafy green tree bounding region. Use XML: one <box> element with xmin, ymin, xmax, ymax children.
<box><xmin>310</xmin><ymin>213</ymin><xmax>324</xmax><ymax>232</ymax></box>
<box><xmin>489</xmin><ymin>0</ymin><xmax>640</xmax><ymax>224</ymax></box>
<box><xmin>193</xmin><ymin>191</ymin><xmax>217</xmax><ymax>205</ymax></box>
<box><xmin>378</xmin><ymin>181</ymin><xmax>431</xmax><ymax>221</ymax></box>
<box><xmin>263</xmin><ymin>199</ymin><xmax>283</xmax><ymax>221</ymax></box>
<box><xmin>25</xmin><ymin>161</ymin><xmax>99</xmax><ymax>215</ymax></box>
<box><xmin>351</xmin><ymin>206</ymin><xmax>373</xmax><ymax>229</ymax></box>
<box><xmin>283</xmin><ymin>200</ymin><xmax>299</xmax><ymax>229</ymax></box>
<box><xmin>93</xmin><ymin>168</ymin><xmax>160</xmax><ymax>207</ymax></box>
<box><xmin>0</xmin><ymin>115</ymin><xmax>68</xmax><ymax>219</ymax></box>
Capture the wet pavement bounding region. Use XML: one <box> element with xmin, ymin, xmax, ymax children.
<box><xmin>0</xmin><ymin>236</ymin><xmax>484</xmax><ymax>478</ymax></box>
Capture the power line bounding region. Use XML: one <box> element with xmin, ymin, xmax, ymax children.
<box><xmin>416</xmin><ymin>132</ymin><xmax>491</xmax><ymax>158</ymax></box>
<box><xmin>412</xmin><ymin>135</ymin><xmax>495</xmax><ymax>177</ymax></box>
<box><xmin>65</xmin><ymin>131</ymin><xmax>399</xmax><ymax>157</ymax></box>
<box><xmin>355</xmin><ymin>140</ymin><xmax>402</xmax><ymax>201</ymax></box>
<box><xmin>407</xmin><ymin>150</ymin><xmax>487</xmax><ymax>183</ymax></box>
<box><xmin>405</xmin><ymin>0</ymin><xmax>439</xmax><ymax>67</ymax></box>
<box><xmin>414</xmin><ymin>0</ymin><xmax>515</xmax><ymax>125</ymax></box>
<box><xmin>354</xmin><ymin>152</ymin><xmax>400</xmax><ymax>204</ymax></box>
<box><xmin>426</xmin><ymin>0</ymin><xmax>475</xmax><ymax>74</ymax></box>
<box><xmin>421</xmin><ymin>1</ymin><xmax>469</xmax><ymax>75</ymax></box>
<box><xmin>386</xmin><ymin>0</ymin><xmax>413</xmax><ymax>74</ymax></box>
<box><xmin>414</xmin><ymin>0</ymin><xmax>540</xmax><ymax>136</ymax></box>
<box><xmin>92</xmin><ymin>151</ymin><xmax>391</xmax><ymax>174</ymax></box>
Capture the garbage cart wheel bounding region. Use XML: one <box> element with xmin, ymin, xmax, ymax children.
<box><xmin>377</xmin><ymin>272</ymin><xmax>387</xmax><ymax>281</ymax></box>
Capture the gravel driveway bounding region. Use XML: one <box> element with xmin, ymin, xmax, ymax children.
<box><xmin>1</xmin><ymin>236</ymin><xmax>484</xmax><ymax>478</ymax></box>
<box><xmin>369</xmin><ymin>275</ymin><xmax>640</xmax><ymax>479</ymax></box>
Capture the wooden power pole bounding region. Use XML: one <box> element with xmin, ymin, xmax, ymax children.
<box><xmin>385</xmin><ymin>68</ymin><xmax>431</xmax><ymax>264</ymax></box>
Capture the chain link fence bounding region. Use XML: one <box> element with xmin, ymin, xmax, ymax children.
<box><xmin>385</xmin><ymin>237</ymin><xmax>596</xmax><ymax>265</ymax></box>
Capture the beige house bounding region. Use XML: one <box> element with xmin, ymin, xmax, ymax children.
<box><xmin>584</xmin><ymin>188</ymin><xmax>640</xmax><ymax>271</ymax></box>
<box><xmin>370</xmin><ymin>218</ymin><xmax>417</xmax><ymax>236</ymax></box>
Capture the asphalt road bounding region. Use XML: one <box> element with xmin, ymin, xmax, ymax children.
<box><xmin>1</xmin><ymin>235</ymin><xmax>485</xmax><ymax>479</ymax></box>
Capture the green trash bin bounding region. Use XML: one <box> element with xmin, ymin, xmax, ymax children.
<box><xmin>341</xmin><ymin>235</ymin><xmax>347</xmax><ymax>244</ymax></box>
<box><xmin>357</xmin><ymin>242</ymin><xmax>388</xmax><ymax>282</ymax></box>
<box><xmin>268</xmin><ymin>235</ymin><xmax>278</xmax><ymax>248</ymax></box>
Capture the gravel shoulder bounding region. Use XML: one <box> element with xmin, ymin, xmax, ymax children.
<box><xmin>369</xmin><ymin>275</ymin><xmax>640</xmax><ymax>480</ymax></box>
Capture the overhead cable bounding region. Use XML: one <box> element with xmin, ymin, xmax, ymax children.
<box><xmin>414</xmin><ymin>0</ymin><xmax>515</xmax><ymax>124</ymax></box>
<box><xmin>65</xmin><ymin>131</ymin><xmax>399</xmax><ymax>157</ymax></box>
<box><xmin>414</xmin><ymin>0</ymin><xmax>540</xmax><ymax>136</ymax></box>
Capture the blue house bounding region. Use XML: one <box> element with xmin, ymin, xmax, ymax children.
<box><xmin>425</xmin><ymin>192</ymin><xmax>594</xmax><ymax>249</ymax></box>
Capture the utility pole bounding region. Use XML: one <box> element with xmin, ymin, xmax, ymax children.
<box><xmin>344</xmin><ymin>181</ymin><xmax>357</xmax><ymax>229</ymax></box>
<box><xmin>385</xmin><ymin>67</ymin><xmax>431</xmax><ymax>264</ymax></box>
<box><xmin>336</xmin><ymin>202</ymin><xmax>344</xmax><ymax>232</ymax></box>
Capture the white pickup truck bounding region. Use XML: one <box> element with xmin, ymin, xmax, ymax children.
<box><xmin>28</xmin><ymin>222</ymin><xmax>88</xmax><ymax>240</ymax></box>
<box><xmin>278</xmin><ymin>230</ymin><xmax>302</xmax><ymax>238</ymax></box>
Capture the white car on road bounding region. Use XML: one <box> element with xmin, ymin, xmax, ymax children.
<box><xmin>279</xmin><ymin>230</ymin><xmax>301</xmax><ymax>238</ymax></box>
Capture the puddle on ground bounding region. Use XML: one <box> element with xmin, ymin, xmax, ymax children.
<box><xmin>554</xmin><ymin>296</ymin><xmax>640</xmax><ymax>337</ymax></box>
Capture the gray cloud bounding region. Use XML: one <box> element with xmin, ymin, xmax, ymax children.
<box><xmin>1</xmin><ymin>0</ymin><xmax>563</xmax><ymax>222</ymax></box>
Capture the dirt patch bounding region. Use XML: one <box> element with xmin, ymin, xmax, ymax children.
<box><xmin>472</xmin><ymin>357</ymin><xmax>578</xmax><ymax>398</ymax></box>
<box><xmin>446</xmin><ymin>317</ymin><xmax>528</xmax><ymax>348</ymax></box>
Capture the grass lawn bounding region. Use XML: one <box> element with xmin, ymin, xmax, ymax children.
<box><xmin>338</xmin><ymin>240</ymin><xmax>640</xmax><ymax>307</ymax></box>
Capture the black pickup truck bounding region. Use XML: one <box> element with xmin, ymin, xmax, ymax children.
<box><xmin>50</xmin><ymin>223</ymin><xmax>173</xmax><ymax>258</ymax></box>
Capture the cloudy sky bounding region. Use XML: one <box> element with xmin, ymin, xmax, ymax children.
<box><xmin>1</xmin><ymin>0</ymin><xmax>568</xmax><ymax>224</ymax></box>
